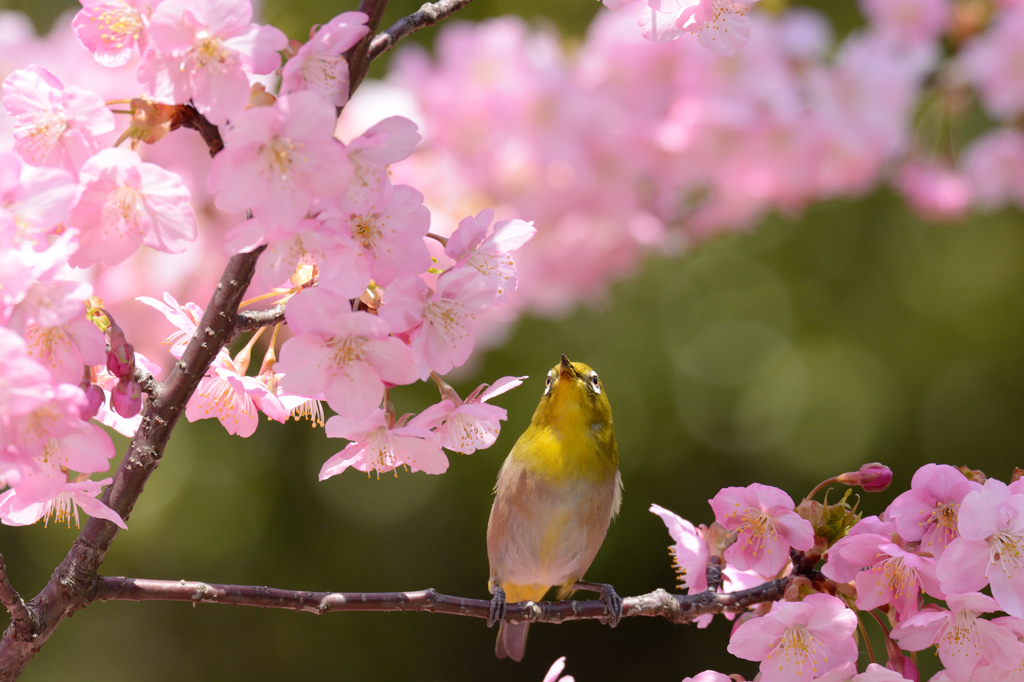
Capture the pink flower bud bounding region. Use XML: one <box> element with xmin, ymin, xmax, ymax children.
<box><xmin>837</xmin><ymin>462</ymin><xmax>893</xmax><ymax>493</ymax></box>
<box><xmin>80</xmin><ymin>383</ymin><xmax>105</xmax><ymax>421</ymax></box>
<box><xmin>106</xmin><ymin>322</ymin><xmax>135</xmax><ymax>380</ymax></box>
<box><xmin>112</xmin><ymin>379</ymin><xmax>141</xmax><ymax>419</ymax></box>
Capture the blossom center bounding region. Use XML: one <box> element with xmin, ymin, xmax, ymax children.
<box><xmin>941</xmin><ymin>610</ymin><xmax>982</xmax><ymax>657</ymax></box>
<box><xmin>350</xmin><ymin>214</ymin><xmax>382</xmax><ymax>247</ymax></box>
<box><xmin>327</xmin><ymin>336</ymin><xmax>366</xmax><ymax>366</ymax></box>
<box><xmin>737</xmin><ymin>508</ymin><xmax>777</xmax><ymax>557</ymax></box>
<box><xmin>191</xmin><ymin>37</ymin><xmax>232</xmax><ymax>68</ymax></box>
<box><xmin>260</xmin><ymin>138</ymin><xmax>299</xmax><ymax>183</ymax></box>
<box><xmin>42</xmin><ymin>490</ymin><xmax>80</xmax><ymax>528</ymax></box>
<box><xmin>991</xmin><ymin>531</ymin><xmax>1024</xmax><ymax>574</ymax></box>
<box><xmin>26</xmin><ymin>325</ymin><xmax>71</xmax><ymax>371</ymax></box>
<box><xmin>92</xmin><ymin>6</ymin><xmax>143</xmax><ymax>49</ymax></box>
<box><xmin>13</xmin><ymin>110</ymin><xmax>67</xmax><ymax>162</ymax></box>
<box><xmin>102</xmin><ymin>185</ymin><xmax>145</xmax><ymax>236</ymax></box>
<box><xmin>767</xmin><ymin>624</ymin><xmax>824</xmax><ymax>674</ymax></box>
<box><xmin>424</xmin><ymin>299</ymin><xmax>470</xmax><ymax>345</ymax></box>
<box><xmin>878</xmin><ymin>556</ymin><xmax>913</xmax><ymax>598</ymax></box>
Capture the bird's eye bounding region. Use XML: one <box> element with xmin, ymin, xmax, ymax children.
<box><xmin>544</xmin><ymin>374</ymin><xmax>553</xmax><ymax>395</ymax></box>
<box><xmin>589</xmin><ymin>372</ymin><xmax>601</xmax><ymax>393</ymax></box>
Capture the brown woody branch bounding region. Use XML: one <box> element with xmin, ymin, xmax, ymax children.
<box><xmin>95</xmin><ymin>576</ymin><xmax>792</xmax><ymax>625</ymax></box>
<box><xmin>0</xmin><ymin>558</ymin><xmax>33</xmax><ymax>638</ymax></box>
<box><xmin>169</xmin><ymin>104</ymin><xmax>223</xmax><ymax>156</ymax></box>
<box><xmin>345</xmin><ymin>0</ymin><xmax>391</xmax><ymax>100</ymax></box>
<box><xmin>368</xmin><ymin>0</ymin><xmax>476</xmax><ymax>63</ymax></box>
<box><xmin>236</xmin><ymin>303</ymin><xmax>287</xmax><ymax>333</ymax></box>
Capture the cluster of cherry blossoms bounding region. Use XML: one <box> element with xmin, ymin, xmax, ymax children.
<box><xmin>334</xmin><ymin>0</ymin><xmax>1024</xmax><ymax>333</ymax></box>
<box><xmin>0</xmin><ymin>0</ymin><xmax>540</xmax><ymax>531</ymax></box>
<box><xmin>639</xmin><ymin>463</ymin><xmax>1024</xmax><ymax>682</ymax></box>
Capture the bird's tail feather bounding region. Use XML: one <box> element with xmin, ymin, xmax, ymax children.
<box><xmin>495</xmin><ymin>621</ymin><xmax>529</xmax><ymax>662</ymax></box>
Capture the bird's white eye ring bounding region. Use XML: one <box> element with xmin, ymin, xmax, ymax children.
<box><xmin>544</xmin><ymin>374</ymin><xmax>553</xmax><ymax>395</ymax></box>
<box><xmin>590</xmin><ymin>372</ymin><xmax>601</xmax><ymax>393</ymax></box>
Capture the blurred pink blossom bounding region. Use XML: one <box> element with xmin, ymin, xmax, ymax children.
<box><xmin>69</xmin><ymin>147</ymin><xmax>198</xmax><ymax>267</ymax></box>
<box><xmin>2</xmin><ymin>65</ymin><xmax>114</xmax><ymax>171</ymax></box>
<box><xmin>72</xmin><ymin>0</ymin><xmax>159</xmax><ymax>67</ymax></box>
<box><xmin>208</xmin><ymin>91</ymin><xmax>351</xmax><ymax>232</ymax></box>
<box><xmin>138</xmin><ymin>0</ymin><xmax>287</xmax><ymax>124</ymax></box>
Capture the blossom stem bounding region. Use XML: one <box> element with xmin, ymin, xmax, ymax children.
<box><xmin>425</xmin><ymin>232</ymin><xmax>449</xmax><ymax>246</ymax></box>
<box><xmin>857</xmin><ymin>613</ymin><xmax>877</xmax><ymax>664</ymax></box>
<box><xmin>367</xmin><ymin>0</ymin><xmax>476</xmax><ymax>63</ymax></box>
<box><xmin>803</xmin><ymin>476</ymin><xmax>841</xmax><ymax>503</ymax></box>
<box><xmin>95</xmin><ymin>576</ymin><xmax>793</xmax><ymax>625</ymax></box>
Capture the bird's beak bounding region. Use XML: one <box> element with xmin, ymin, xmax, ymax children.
<box><xmin>559</xmin><ymin>354</ymin><xmax>575</xmax><ymax>379</ymax></box>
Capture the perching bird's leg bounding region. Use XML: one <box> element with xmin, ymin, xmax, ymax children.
<box><xmin>572</xmin><ymin>581</ymin><xmax>623</xmax><ymax>627</ymax></box>
<box><xmin>487</xmin><ymin>584</ymin><xmax>506</xmax><ymax>628</ymax></box>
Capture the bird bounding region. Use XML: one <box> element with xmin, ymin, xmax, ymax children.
<box><xmin>486</xmin><ymin>354</ymin><xmax>623</xmax><ymax>662</ymax></box>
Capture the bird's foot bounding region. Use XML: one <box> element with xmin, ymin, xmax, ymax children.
<box><xmin>487</xmin><ymin>585</ymin><xmax>506</xmax><ymax>628</ymax></box>
<box><xmin>572</xmin><ymin>581</ymin><xmax>623</xmax><ymax>628</ymax></box>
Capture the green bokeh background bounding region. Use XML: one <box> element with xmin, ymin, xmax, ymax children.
<box><xmin>1</xmin><ymin>1</ymin><xmax>1023</xmax><ymax>680</ymax></box>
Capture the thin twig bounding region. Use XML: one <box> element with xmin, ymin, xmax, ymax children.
<box><xmin>236</xmin><ymin>304</ymin><xmax>287</xmax><ymax>334</ymax></box>
<box><xmin>368</xmin><ymin>0</ymin><xmax>475</xmax><ymax>63</ymax></box>
<box><xmin>96</xmin><ymin>577</ymin><xmax>792</xmax><ymax>625</ymax></box>
<box><xmin>0</xmin><ymin>557</ymin><xmax>34</xmax><ymax>638</ymax></box>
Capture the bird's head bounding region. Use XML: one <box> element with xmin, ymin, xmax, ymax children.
<box><xmin>531</xmin><ymin>354</ymin><xmax>612</xmax><ymax>430</ymax></box>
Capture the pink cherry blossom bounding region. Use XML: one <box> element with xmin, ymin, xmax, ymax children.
<box><xmin>335</xmin><ymin>183</ymin><xmax>431</xmax><ymax>287</ymax></box>
<box><xmin>542</xmin><ymin>656</ymin><xmax>575</xmax><ymax>682</ymax></box>
<box><xmin>277</xmin><ymin>288</ymin><xmax>422</xmax><ymax>417</ymax></box>
<box><xmin>444</xmin><ymin>209</ymin><xmax>536</xmax><ymax>304</ymax></box>
<box><xmin>959</xmin><ymin>6</ymin><xmax>1024</xmax><ymax>120</ymax></box>
<box><xmin>0</xmin><ymin>152</ymin><xmax>79</xmax><ymax>248</ymax></box>
<box><xmin>69</xmin><ymin>147</ymin><xmax>198</xmax><ymax>267</ymax></box>
<box><xmin>936</xmin><ymin>479</ymin><xmax>1024</xmax><ymax>618</ymax></box>
<box><xmin>961</xmin><ymin>128</ymin><xmax>1024</xmax><ymax>211</ymax></box>
<box><xmin>418</xmin><ymin>375</ymin><xmax>525</xmax><ymax>454</ymax></box>
<box><xmin>138</xmin><ymin>0</ymin><xmax>287</xmax><ymax>124</ymax></box>
<box><xmin>279</xmin><ymin>11</ymin><xmax>369</xmax><ymax>107</ymax></box>
<box><xmin>380</xmin><ymin>267</ymin><xmax>498</xmax><ymax>375</ymax></box>
<box><xmin>183</xmin><ymin>349</ymin><xmax>260</xmax><ymax>437</ymax></box>
<box><xmin>892</xmin><ymin>593</ymin><xmax>1024</xmax><ymax>682</ymax></box>
<box><xmin>0</xmin><ymin>326</ymin><xmax>53</xmax><ymax>420</ymax></box>
<box><xmin>207</xmin><ymin>91</ymin><xmax>352</xmax><ymax>231</ymax></box>
<box><xmin>7</xmin><ymin>279</ymin><xmax>106</xmax><ymax>385</ymax></box>
<box><xmin>321</xmin><ymin>407</ymin><xmax>448</xmax><ymax>478</ymax></box>
<box><xmin>1</xmin><ymin>66</ymin><xmax>114</xmax><ymax>171</ymax></box>
<box><xmin>0</xmin><ymin>473</ymin><xmax>125</xmax><ymax>529</ymax></box>
<box><xmin>727</xmin><ymin>593</ymin><xmax>858</xmax><ymax>682</ymax></box>
<box><xmin>886</xmin><ymin>463</ymin><xmax>981</xmax><ymax>559</ymax></box>
<box><xmin>340</xmin><ymin>116</ymin><xmax>421</xmax><ymax>209</ymax></box>
<box><xmin>136</xmin><ymin>291</ymin><xmax>202</xmax><ymax>357</ymax></box>
<box><xmin>650</xmin><ymin>503</ymin><xmax>710</xmax><ymax>593</ymax></box>
<box><xmin>709</xmin><ymin>483</ymin><xmax>814</xmax><ymax>577</ymax></box>
<box><xmin>639</xmin><ymin>0</ymin><xmax>763</xmax><ymax>56</ymax></box>
<box><xmin>894</xmin><ymin>160</ymin><xmax>971</xmax><ymax>222</ymax></box>
<box><xmin>72</xmin><ymin>0</ymin><xmax>159</xmax><ymax>67</ymax></box>
<box><xmin>815</xmin><ymin>661</ymin><xmax>908</xmax><ymax>682</ymax></box>
<box><xmin>681</xmin><ymin>673</ymin><xmax>733</xmax><ymax>682</ymax></box>
<box><xmin>861</xmin><ymin>0</ymin><xmax>952</xmax><ymax>46</ymax></box>
<box><xmin>822</xmin><ymin>532</ymin><xmax>942</xmax><ymax>617</ymax></box>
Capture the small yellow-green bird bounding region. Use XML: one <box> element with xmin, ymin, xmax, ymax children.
<box><xmin>486</xmin><ymin>354</ymin><xmax>623</xmax><ymax>661</ymax></box>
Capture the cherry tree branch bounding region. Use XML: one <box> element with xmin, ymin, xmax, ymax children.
<box><xmin>346</xmin><ymin>0</ymin><xmax>391</xmax><ymax>99</ymax></box>
<box><xmin>236</xmin><ymin>303</ymin><xmax>287</xmax><ymax>333</ymax></box>
<box><xmin>169</xmin><ymin>104</ymin><xmax>224</xmax><ymax>156</ymax></box>
<box><xmin>0</xmin><ymin>558</ymin><xmax>33</xmax><ymax>638</ymax></box>
<box><xmin>367</xmin><ymin>0</ymin><xmax>476</xmax><ymax>63</ymax></box>
<box><xmin>95</xmin><ymin>576</ymin><xmax>793</xmax><ymax>624</ymax></box>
